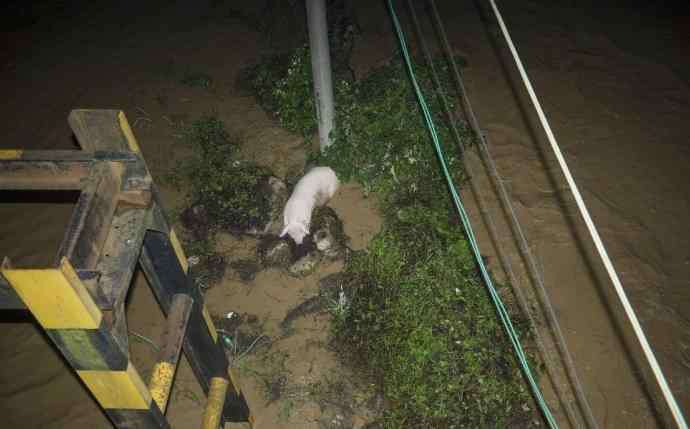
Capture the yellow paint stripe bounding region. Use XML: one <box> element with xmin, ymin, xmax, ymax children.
<box><xmin>201</xmin><ymin>377</ymin><xmax>229</xmax><ymax>429</ymax></box>
<box><xmin>0</xmin><ymin>150</ymin><xmax>23</xmax><ymax>159</ymax></box>
<box><xmin>149</xmin><ymin>361</ymin><xmax>175</xmax><ymax>413</ymax></box>
<box><xmin>202</xmin><ymin>305</ymin><xmax>218</xmax><ymax>343</ymax></box>
<box><xmin>169</xmin><ymin>229</ymin><xmax>188</xmax><ymax>274</ymax></box>
<box><xmin>118</xmin><ymin>111</ymin><xmax>141</xmax><ymax>153</ymax></box>
<box><xmin>2</xmin><ymin>257</ymin><xmax>102</xmax><ymax>329</ymax></box>
<box><xmin>78</xmin><ymin>362</ymin><xmax>152</xmax><ymax>410</ymax></box>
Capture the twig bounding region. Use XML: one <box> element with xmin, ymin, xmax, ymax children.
<box><xmin>237</xmin><ymin>334</ymin><xmax>268</xmax><ymax>361</ymax></box>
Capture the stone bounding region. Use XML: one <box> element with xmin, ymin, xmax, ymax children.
<box><xmin>288</xmin><ymin>250</ymin><xmax>323</xmax><ymax>277</ymax></box>
<box><xmin>310</xmin><ymin>206</ymin><xmax>348</xmax><ymax>260</ymax></box>
<box><xmin>257</xmin><ymin>235</ymin><xmax>295</xmax><ymax>268</ymax></box>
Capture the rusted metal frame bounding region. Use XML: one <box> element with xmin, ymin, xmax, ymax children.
<box><xmin>139</xmin><ymin>223</ymin><xmax>251</xmax><ymax>424</ymax></box>
<box><xmin>0</xmin><ymin>150</ymin><xmax>139</xmax><ymax>191</ymax></box>
<box><xmin>149</xmin><ymin>293</ymin><xmax>194</xmax><ymax>414</ymax></box>
<box><xmin>76</xmin><ymin>152</ymin><xmax>153</xmax><ymax>353</ymax></box>
<box><xmin>55</xmin><ymin>161</ymin><xmax>123</xmax><ymax>269</ymax></box>
<box><xmin>69</xmin><ymin>109</ymin><xmax>134</xmax><ymax>152</ymax></box>
<box><xmin>1</xmin><ymin>150</ymin><xmax>138</xmax><ymax>162</ymax></box>
<box><xmin>0</xmin><ymin>158</ymin><xmax>91</xmax><ymax>190</ymax></box>
<box><xmin>0</xmin><ymin>155</ymin><xmax>150</xmax><ymax>312</ymax></box>
<box><xmin>96</xmin><ymin>205</ymin><xmax>151</xmax><ymax>355</ymax></box>
<box><xmin>0</xmin><ymin>267</ymin><xmax>111</xmax><ymax>311</ymax></box>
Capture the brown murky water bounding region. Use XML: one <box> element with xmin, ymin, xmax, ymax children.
<box><xmin>1</xmin><ymin>1</ymin><xmax>688</xmax><ymax>427</ymax></box>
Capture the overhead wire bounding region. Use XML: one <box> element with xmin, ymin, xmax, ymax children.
<box><xmin>424</xmin><ymin>0</ymin><xmax>599</xmax><ymax>426</ymax></box>
<box><xmin>387</xmin><ymin>1</ymin><xmax>558</xmax><ymax>426</ymax></box>
<box><xmin>484</xmin><ymin>1</ymin><xmax>687</xmax><ymax>427</ymax></box>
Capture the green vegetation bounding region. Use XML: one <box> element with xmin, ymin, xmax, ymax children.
<box><xmin>243</xmin><ymin>46</ymin><xmax>538</xmax><ymax>427</ymax></box>
<box><xmin>240</xmin><ymin>46</ymin><xmax>355</xmax><ymax>138</ymax></box>
<box><xmin>167</xmin><ymin>115</ymin><xmax>271</xmax><ymax>246</ymax></box>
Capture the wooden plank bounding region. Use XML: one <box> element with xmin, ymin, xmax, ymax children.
<box><xmin>0</xmin><ymin>150</ymin><xmax>137</xmax><ymax>162</ymax></box>
<box><xmin>95</xmin><ymin>206</ymin><xmax>149</xmax><ymax>306</ymax></box>
<box><xmin>77</xmin><ymin>362</ymin><xmax>152</xmax><ymax>410</ymax></box>
<box><xmin>69</xmin><ymin>110</ymin><xmax>132</xmax><ymax>152</ymax></box>
<box><xmin>58</xmin><ymin>162</ymin><xmax>123</xmax><ymax>269</ymax></box>
<box><xmin>1</xmin><ymin>256</ymin><xmax>102</xmax><ymax>329</ymax></box>
<box><xmin>106</xmin><ymin>406</ymin><xmax>169</xmax><ymax>429</ymax></box>
<box><xmin>149</xmin><ymin>293</ymin><xmax>193</xmax><ymax>414</ymax></box>
<box><xmin>201</xmin><ymin>377</ymin><xmax>229</xmax><ymax>429</ymax></box>
<box><xmin>140</xmin><ymin>230</ymin><xmax>251</xmax><ymax>423</ymax></box>
<box><xmin>49</xmin><ymin>320</ymin><xmax>128</xmax><ymax>371</ymax></box>
<box><xmin>0</xmin><ymin>159</ymin><xmax>90</xmax><ymax>190</ymax></box>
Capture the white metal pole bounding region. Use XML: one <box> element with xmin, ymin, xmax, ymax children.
<box><xmin>306</xmin><ymin>0</ymin><xmax>335</xmax><ymax>151</ymax></box>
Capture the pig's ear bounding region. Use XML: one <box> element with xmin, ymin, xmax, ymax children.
<box><xmin>280</xmin><ymin>225</ymin><xmax>290</xmax><ymax>237</ymax></box>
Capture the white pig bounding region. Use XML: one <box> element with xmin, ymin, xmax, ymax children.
<box><xmin>280</xmin><ymin>167</ymin><xmax>339</xmax><ymax>244</ymax></box>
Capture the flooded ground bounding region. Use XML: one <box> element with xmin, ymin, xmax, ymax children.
<box><xmin>0</xmin><ymin>1</ymin><xmax>688</xmax><ymax>427</ymax></box>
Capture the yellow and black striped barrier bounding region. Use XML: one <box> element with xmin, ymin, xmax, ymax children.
<box><xmin>0</xmin><ymin>109</ymin><xmax>252</xmax><ymax>428</ymax></box>
<box><xmin>2</xmin><ymin>257</ymin><xmax>167</xmax><ymax>427</ymax></box>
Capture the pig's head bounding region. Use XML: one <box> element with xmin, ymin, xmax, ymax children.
<box><xmin>280</xmin><ymin>222</ymin><xmax>309</xmax><ymax>245</ymax></box>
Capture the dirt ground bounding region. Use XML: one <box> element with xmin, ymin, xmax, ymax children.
<box><xmin>0</xmin><ymin>1</ymin><xmax>688</xmax><ymax>428</ymax></box>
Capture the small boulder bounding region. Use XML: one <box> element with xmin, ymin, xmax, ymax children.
<box><xmin>288</xmin><ymin>250</ymin><xmax>323</xmax><ymax>277</ymax></box>
<box><xmin>310</xmin><ymin>206</ymin><xmax>348</xmax><ymax>260</ymax></box>
<box><xmin>257</xmin><ymin>235</ymin><xmax>294</xmax><ymax>268</ymax></box>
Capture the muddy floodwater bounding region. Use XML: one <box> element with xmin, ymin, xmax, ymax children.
<box><xmin>1</xmin><ymin>1</ymin><xmax>688</xmax><ymax>427</ymax></box>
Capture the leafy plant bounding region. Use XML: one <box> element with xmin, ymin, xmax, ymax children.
<box><xmin>244</xmin><ymin>47</ymin><xmax>539</xmax><ymax>427</ymax></box>
<box><xmin>241</xmin><ymin>45</ymin><xmax>357</xmax><ymax>138</ymax></box>
<box><xmin>168</xmin><ymin>115</ymin><xmax>271</xmax><ymax>234</ymax></box>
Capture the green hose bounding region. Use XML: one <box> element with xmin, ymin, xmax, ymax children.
<box><xmin>386</xmin><ymin>1</ymin><xmax>558</xmax><ymax>427</ymax></box>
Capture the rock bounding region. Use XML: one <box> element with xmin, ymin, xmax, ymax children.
<box><xmin>310</xmin><ymin>206</ymin><xmax>348</xmax><ymax>260</ymax></box>
<box><xmin>280</xmin><ymin>296</ymin><xmax>324</xmax><ymax>331</ymax></box>
<box><xmin>180</xmin><ymin>203</ymin><xmax>210</xmax><ymax>241</ymax></box>
<box><xmin>230</xmin><ymin>259</ymin><xmax>261</xmax><ymax>282</ymax></box>
<box><xmin>257</xmin><ymin>235</ymin><xmax>294</xmax><ymax>268</ymax></box>
<box><xmin>244</xmin><ymin>176</ymin><xmax>288</xmax><ymax>236</ymax></box>
<box><xmin>288</xmin><ymin>250</ymin><xmax>323</xmax><ymax>277</ymax></box>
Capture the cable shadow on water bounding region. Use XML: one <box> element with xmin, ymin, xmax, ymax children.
<box><xmin>472</xmin><ymin>0</ymin><xmax>668</xmax><ymax>426</ymax></box>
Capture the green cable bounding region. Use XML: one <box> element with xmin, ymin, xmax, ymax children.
<box><xmin>386</xmin><ymin>1</ymin><xmax>559</xmax><ymax>427</ymax></box>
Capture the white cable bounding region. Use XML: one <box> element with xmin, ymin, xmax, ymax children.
<box><xmin>486</xmin><ymin>1</ymin><xmax>688</xmax><ymax>428</ymax></box>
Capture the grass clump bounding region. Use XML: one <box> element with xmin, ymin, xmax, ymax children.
<box><xmin>240</xmin><ymin>45</ymin><xmax>355</xmax><ymax>138</ymax></box>
<box><xmin>168</xmin><ymin>115</ymin><xmax>271</xmax><ymax>239</ymax></box>
<box><xmin>245</xmin><ymin>47</ymin><xmax>538</xmax><ymax>427</ymax></box>
<box><xmin>241</xmin><ymin>46</ymin><xmax>319</xmax><ymax>137</ymax></box>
